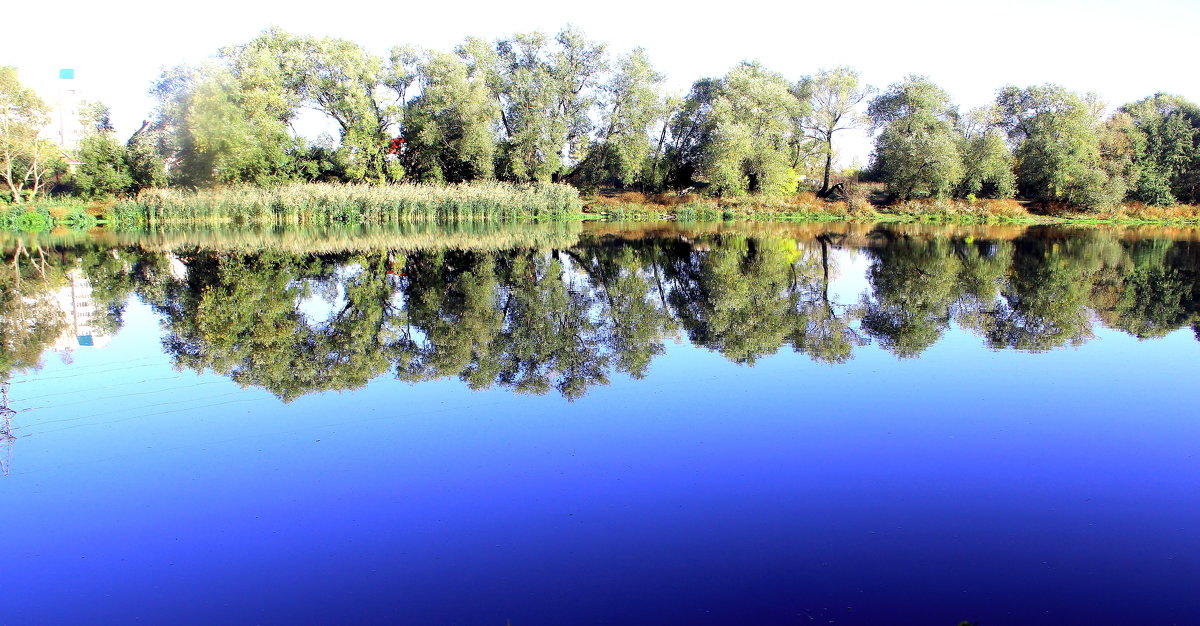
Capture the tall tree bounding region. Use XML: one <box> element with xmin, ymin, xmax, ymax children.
<box><xmin>149</xmin><ymin>63</ymin><xmax>301</xmax><ymax>186</ymax></box>
<box><xmin>0</xmin><ymin>67</ymin><xmax>57</xmax><ymax>203</ymax></box>
<box><xmin>996</xmin><ymin>84</ymin><xmax>1128</xmax><ymax>209</ymax></box>
<box><xmin>479</xmin><ymin>26</ymin><xmax>607</xmax><ymax>182</ymax></box>
<box><xmin>868</xmin><ymin>75</ymin><xmax>964</xmax><ymax>200</ymax></box>
<box><xmin>569</xmin><ymin>48</ymin><xmax>665</xmax><ymax>189</ymax></box>
<box><xmin>956</xmin><ymin>107</ymin><xmax>1016</xmax><ymax>199</ymax></box>
<box><xmin>402</xmin><ymin>49</ymin><xmax>499</xmax><ymax>183</ymax></box>
<box><xmin>72</xmin><ymin>102</ymin><xmax>134</xmax><ymax>198</ymax></box>
<box><xmin>665</xmin><ymin>63</ymin><xmax>804</xmax><ymax>195</ymax></box>
<box><xmin>704</xmin><ymin>63</ymin><xmax>805</xmax><ymax>195</ymax></box>
<box><xmin>662</xmin><ymin>78</ymin><xmax>719</xmax><ymax>189</ymax></box>
<box><xmin>1119</xmin><ymin>93</ymin><xmax>1200</xmax><ymax>205</ymax></box>
<box><xmin>796</xmin><ymin>67</ymin><xmax>874</xmax><ymax>196</ymax></box>
<box><xmin>292</xmin><ymin>35</ymin><xmax>413</xmax><ymax>182</ymax></box>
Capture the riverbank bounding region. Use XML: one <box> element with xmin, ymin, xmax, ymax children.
<box><xmin>583</xmin><ymin>190</ymin><xmax>1200</xmax><ymax>225</ymax></box>
<box><xmin>6</xmin><ymin>183</ymin><xmax>1200</xmax><ymax>229</ymax></box>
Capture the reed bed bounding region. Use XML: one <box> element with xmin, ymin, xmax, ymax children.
<box><xmin>878</xmin><ymin>198</ymin><xmax>1030</xmax><ymax>222</ymax></box>
<box><xmin>111</xmin><ymin>182</ymin><xmax>584</xmax><ymax>225</ymax></box>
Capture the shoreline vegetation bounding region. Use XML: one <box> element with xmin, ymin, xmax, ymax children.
<box><xmin>5</xmin><ymin>182</ymin><xmax>1200</xmax><ymax>232</ymax></box>
<box><xmin>3</xmin><ymin>26</ymin><xmax>1200</xmax><ymax>227</ymax></box>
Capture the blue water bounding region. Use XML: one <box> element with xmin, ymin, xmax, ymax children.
<box><xmin>2</xmin><ymin>225</ymin><xmax>1198</xmax><ymax>625</ymax></box>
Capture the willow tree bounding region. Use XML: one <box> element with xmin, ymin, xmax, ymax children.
<box><xmin>996</xmin><ymin>84</ymin><xmax>1127</xmax><ymax>209</ymax></box>
<box><xmin>796</xmin><ymin>66</ymin><xmax>874</xmax><ymax>196</ymax></box>
<box><xmin>868</xmin><ymin>75</ymin><xmax>964</xmax><ymax>200</ymax></box>
<box><xmin>1</xmin><ymin>66</ymin><xmax>56</xmax><ymax>203</ymax></box>
<box><xmin>292</xmin><ymin>35</ymin><xmax>413</xmax><ymax>183</ymax></box>
<box><xmin>149</xmin><ymin>62</ymin><xmax>301</xmax><ymax>186</ymax></box>
<box><xmin>403</xmin><ymin>49</ymin><xmax>500</xmax><ymax>183</ymax></box>
<box><xmin>956</xmin><ymin>107</ymin><xmax>1016</xmax><ymax>199</ymax></box>
<box><xmin>664</xmin><ymin>63</ymin><xmax>803</xmax><ymax>196</ymax></box>
<box><xmin>467</xmin><ymin>26</ymin><xmax>607</xmax><ymax>182</ymax></box>
<box><xmin>703</xmin><ymin>63</ymin><xmax>804</xmax><ymax>195</ymax></box>
<box><xmin>569</xmin><ymin>47</ymin><xmax>665</xmax><ymax>189</ymax></box>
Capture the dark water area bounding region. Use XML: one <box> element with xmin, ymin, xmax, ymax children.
<box><xmin>1</xmin><ymin>221</ymin><xmax>1197</xmax><ymax>625</ymax></box>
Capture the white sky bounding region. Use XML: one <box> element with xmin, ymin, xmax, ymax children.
<box><xmin>5</xmin><ymin>0</ymin><xmax>1198</xmax><ymax>166</ymax></box>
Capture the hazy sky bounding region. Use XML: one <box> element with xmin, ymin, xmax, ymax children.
<box><xmin>6</xmin><ymin>0</ymin><xmax>1198</xmax><ymax>163</ymax></box>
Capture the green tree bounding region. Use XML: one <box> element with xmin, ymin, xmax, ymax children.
<box><xmin>476</xmin><ymin>26</ymin><xmax>607</xmax><ymax>182</ymax></box>
<box><xmin>796</xmin><ymin>67</ymin><xmax>874</xmax><ymax>197</ymax></box>
<box><xmin>402</xmin><ymin>49</ymin><xmax>499</xmax><ymax>183</ymax></box>
<box><xmin>72</xmin><ymin>102</ymin><xmax>134</xmax><ymax>198</ymax></box>
<box><xmin>956</xmin><ymin>107</ymin><xmax>1016</xmax><ymax>199</ymax></box>
<box><xmin>125</xmin><ymin>121</ymin><xmax>167</xmax><ymax>191</ymax></box>
<box><xmin>186</xmin><ymin>66</ymin><xmax>301</xmax><ymax>185</ymax></box>
<box><xmin>0</xmin><ymin>67</ymin><xmax>58</xmax><ymax>203</ymax></box>
<box><xmin>664</xmin><ymin>64</ymin><xmax>804</xmax><ymax>196</ymax></box>
<box><xmin>569</xmin><ymin>48</ymin><xmax>665</xmax><ymax>190</ymax></box>
<box><xmin>292</xmin><ymin>35</ymin><xmax>413</xmax><ymax>182</ymax></box>
<box><xmin>149</xmin><ymin>63</ymin><xmax>299</xmax><ymax>186</ymax></box>
<box><xmin>702</xmin><ymin>63</ymin><xmax>805</xmax><ymax>196</ymax></box>
<box><xmin>996</xmin><ymin>85</ymin><xmax>1127</xmax><ymax>209</ymax></box>
<box><xmin>1119</xmin><ymin>93</ymin><xmax>1200</xmax><ymax>205</ymax></box>
<box><xmin>868</xmin><ymin>76</ymin><xmax>964</xmax><ymax>200</ymax></box>
<box><xmin>662</xmin><ymin>78</ymin><xmax>719</xmax><ymax>189</ymax></box>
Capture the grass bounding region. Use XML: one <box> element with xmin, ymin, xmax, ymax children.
<box><xmin>109</xmin><ymin>181</ymin><xmax>584</xmax><ymax>225</ymax></box>
<box><xmin>581</xmin><ymin>188</ymin><xmax>1200</xmax><ymax>226</ymax></box>
<box><xmin>0</xmin><ymin>200</ymin><xmax>102</xmax><ymax>232</ymax></box>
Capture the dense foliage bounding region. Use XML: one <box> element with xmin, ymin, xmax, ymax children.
<box><xmin>2</xmin><ymin>28</ymin><xmax>1199</xmax><ymax>212</ymax></box>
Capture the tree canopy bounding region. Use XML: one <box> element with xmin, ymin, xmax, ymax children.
<box><xmin>3</xmin><ymin>28</ymin><xmax>1199</xmax><ymax>213</ymax></box>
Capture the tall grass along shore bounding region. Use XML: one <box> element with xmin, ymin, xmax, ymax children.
<box><xmin>109</xmin><ymin>182</ymin><xmax>583</xmax><ymax>225</ymax></box>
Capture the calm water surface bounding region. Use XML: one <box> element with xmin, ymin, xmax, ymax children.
<box><xmin>1</xmin><ymin>221</ymin><xmax>1197</xmax><ymax>625</ymax></box>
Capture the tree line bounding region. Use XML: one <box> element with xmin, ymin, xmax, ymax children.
<box><xmin>2</xmin><ymin>27</ymin><xmax>1199</xmax><ymax>210</ymax></box>
<box><xmin>6</xmin><ymin>227</ymin><xmax>1200</xmax><ymax>396</ymax></box>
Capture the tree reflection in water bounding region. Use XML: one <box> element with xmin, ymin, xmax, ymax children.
<box><xmin>3</xmin><ymin>224</ymin><xmax>1199</xmax><ymax>400</ymax></box>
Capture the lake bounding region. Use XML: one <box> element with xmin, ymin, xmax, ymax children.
<box><xmin>2</xmin><ymin>221</ymin><xmax>1197</xmax><ymax>625</ymax></box>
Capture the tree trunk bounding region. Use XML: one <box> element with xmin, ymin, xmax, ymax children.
<box><xmin>649</xmin><ymin>120</ymin><xmax>669</xmax><ymax>193</ymax></box>
<box><xmin>820</xmin><ymin>138</ymin><xmax>833</xmax><ymax>197</ymax></box>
